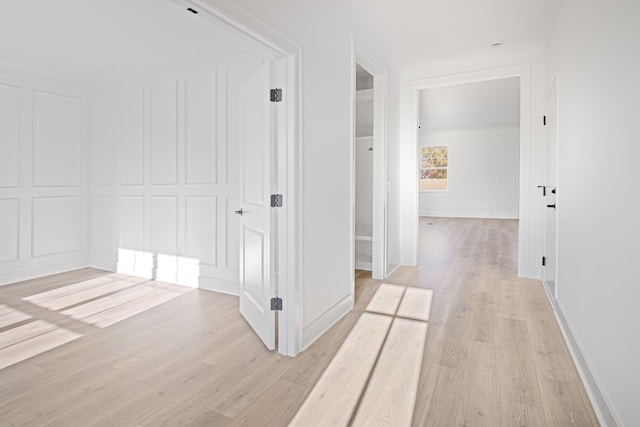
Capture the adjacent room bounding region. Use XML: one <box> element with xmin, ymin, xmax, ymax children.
<box><xmin>418</xmin><ymin>77</ymin><xmax>520</xmax><ymax>219</ymax></box>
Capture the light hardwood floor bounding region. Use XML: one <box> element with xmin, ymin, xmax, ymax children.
<box><xmin>0</xmin><ymin>218</ymin><xmax>598</xmax><ymax>426</ymax></box>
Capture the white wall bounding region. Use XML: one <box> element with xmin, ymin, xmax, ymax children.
<box><xmin>547</xmin><ymin>0</ymin><xmax>640</xmax><ymax>425</ymax></box>
<box><xmin>419</xmin><ymin>126</ymin><xmax>519</xmax><ymax>218</ymax></box>
<box><xmin>0</xmin><ymin>66</ymin><xmax>88</xmax><ymax>285</ymax></box>
<box><xmin>88</xmin><ymin>47</ymin><xmax>268</xmax><ymax>295</ymax></box>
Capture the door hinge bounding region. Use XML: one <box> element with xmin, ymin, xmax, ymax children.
<box><xmin>543</xmin><ymin>115</ymin><xmax>547</xmax><ymax>126</ymax></box>
<box><xmin>271</xmin><ymin>297</ymin><xmax>283</xmax><ymax>311</ymax></box>
<box><xmin>542</xmin><ymin>256</ymin><xmax>546</xmax><ymax>266</ymax></box>
<box><xmin>270</xmin><ymin>88</ymin><xmax>282</xmax><ymax>103</ymax></box>
<box><xmin>271</xmin><ymin>194</ymin><xmax>283</xmax><ymax>207</ymax></box>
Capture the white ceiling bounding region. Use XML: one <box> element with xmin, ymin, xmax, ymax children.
<box><xmin>0</xmin><ymin>1</ymin><xmax>557</xmax><ymax>79</ymax></box>
<box><xmin>342</xmin><ymin>0</ymin><xmax>558</xmax><ymax>67</ymax></box>
<box><xmin>0</xmin><ymin>0</ymin><xmax>239</xmax><ymax>78</ymax></box>
<box><xmin>420</xmin><ymin>77</ymin><xmax>520</xmax><ymax>131</ymax></box>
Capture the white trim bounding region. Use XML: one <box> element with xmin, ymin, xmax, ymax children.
<box><xmin>540</xmin><ymin>284</ymin><xmax>621</xmax><ymax>427</ymax></box>
<box><xmin>543</xmin><ymin>72</ymin><xmax>560</xmax><ymax>302</ymax></box>
<box><xmin>301</xmin><ymin>294</ymin><xmax>353</xmax><ymax>351</ymax></box>
<box><xmin>419</xmin><ymin>213</ymin><xmax>518</xmax><ymax>220</ymax></box>
<box><xmin>0</xmin><ymin>258</ymin><xmax>89</xmax><ymax>287</ymax></box>
<box><xmin>170</xmin><ymin>0</ymin><xmax>301</xmax><ymax>356</ymax></box>
<box><xmin>406</xmin><ymin>64</ymin><xmax>532</xmax><ymax>278</ymax></box>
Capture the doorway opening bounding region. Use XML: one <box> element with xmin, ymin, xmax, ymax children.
<box><xmin>169</xmin><ymin>0</ymin><xmax>301</xmax><ymax>356</ymax></box>
<box><xmin>418</xmin><ymin>77</ymin><xmax>521</xmax><ymax>222</ymax></box>
<box><xmin>417</xmin><ymin>77</ymin><xmax>521</xmax><ymax>264</ymax></box>
<box><xmin>351</xmin><ymin>45</ymin><xmax>389</xmax><ymax>292</ymax></box>
<box><xmin>407</xmin><ymin>65</ymin><xmax>533</xmax><ymax>277</ymax></box>
<box><xmin>354</xmin><ymin>65</ymin><xmax>375</xmax><ymax>272</ymax></box>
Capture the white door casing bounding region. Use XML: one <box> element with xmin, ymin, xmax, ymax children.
<box><xmin>238</xmin><ymin>62</ymin><xmax>275</xmax><ymax>350</ymax></box>
<box><xmin>544</xmin><ymin>79</ymin><xmax>558</xmax><ymax>300</ymax></box>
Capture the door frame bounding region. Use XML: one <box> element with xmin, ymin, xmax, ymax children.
<box><xmin>170</xmin><ymin>0</ymin><xmax>301</xmax><ymax>356</ymax></box>
<box><xmin>404</xmin><ymin>64</ymin><xmax>532</xmax><ymax>277</ymax></box>
<box><xmin>544</xmin><ymin>72</ymin><xmax>560</xmax><ymax>301</ymax></box>
<box><xmin>352</xmin><ymin>41</ymin><xmax>388</xmax><ymax>284</ymax></box>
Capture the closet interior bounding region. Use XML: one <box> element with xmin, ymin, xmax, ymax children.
<box><xmin>354</xmin><ymin>65</ymin><xmax>374</xmax><ymax>271</ymax></box>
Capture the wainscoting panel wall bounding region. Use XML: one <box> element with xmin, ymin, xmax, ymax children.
<box><xmin>0</xmin><ymin>84</ymin><xmax>20</xmax><ymax>188</ymax></box>
<box><xmin>120</xmin><ymin>89</ymin><xmax>145</xmax><ymax>186</ymax></box>
<box><xmin>0</xmin><ymin>68</ymin><xmax>88</xmax><ymax>286</ymax></box>
<box><xmin>32</xmin><ymin>91</ymin><xmax>82</xmax><ymax>187</ymax></box>
<box><xmin>89</xmin><ymin>53</ymin><xmax>266</xmax><ymax>295</ymax></box>
<box><xmin>0</xmin><ymin>199</ymin><xmax>19</xmax><ymax>263</ymax></box>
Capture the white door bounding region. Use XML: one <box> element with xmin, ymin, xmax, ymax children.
<box><xmin>544</xmin><ymin>81</ymin><xmax>558</xmax><ymax>300</ymax></box>
<box><xmin>237</xmin><ymin>62</ymin><xmax>275</xmax><ymax>350</ymax></box>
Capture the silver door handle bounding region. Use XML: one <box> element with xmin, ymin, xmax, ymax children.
<box><xmin>235</xmin><ymin>209</ymin><xmax>244</xmax><ymax>216</ymax></box>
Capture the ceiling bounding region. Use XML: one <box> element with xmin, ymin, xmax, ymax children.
<box><xmin>0</xmin><ymin>0</ymin><xmax>240</xmax><ymax>78</ymax></box>
<box><xmin>342</xmin><ymin>0</ymin><xmax>558</xmax><ymax>67</ymax></box>
<box><xmin>0</xmin><ymin>0</ymin><xmax>557</xmax><ymax>78</ymax></box>
<box><xmin>420</xmin><ymin>77</ymin><xmax>520</xmax><ymax>131</ymax></box>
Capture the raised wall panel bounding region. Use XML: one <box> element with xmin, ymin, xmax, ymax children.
<box><xmin>185</xmin><ymin>72</ymin><xmax>217</xmax><ymax>185</ymax></box>
<box><xmin>0</xmin><ymin>85</ymin><xmax>20</xmax><ymax>188</ymax></box>
<box><xmin>120</xmin><ymin>89</ymin><xmax>144</xmax><ymax>185</ymax></box>
<box><xmin>32</xmin><ymin>92</ymin><xmax>81</xmax><ymax>187</ymax></box>
<box><xmin>90</xmin><ymin>196</ymin><xmax>116</xmax><ymax>252</ymax></box>
<box><xmin>0</xmin><ymin>199</ymin><xmax>19</xmax><ymax>263</ymax></box>
<box><xmin>185</xmin><ymin>196</ymin><xmax>216</xmax><ymax>265</ymax></box>
<box><xmin>91</xmin><ymin>97</ymin><xmax>115</xmax><ymax>186</ymax></box>
<box><xmin>119</xmin><ymin>196</ymin><xmax>144</xmax><ymax>251</ymax></box>
<box><xmin>150</xmin><ymin>81</ymin><xmax>177</xmax><ymax>185</ymax></box>
<box><xmin>32</xmin><ymin>197</ymin><xmax>81</xmax><ymax>258</ymax></box>
<box><xmin>150</xmin><ymin>196</ymin><xmax>177</xmax><ymax>256</ymax></box>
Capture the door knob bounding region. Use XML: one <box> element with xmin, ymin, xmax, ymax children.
<box><xmin>235</xmin><ymin>209</ymin><xmax>244</xmax><ymax>216</ymax></box>
<box><xmin>547</xmin><ymin>204</ymin><xmax>556</xmax><ymax>209</ymax></box>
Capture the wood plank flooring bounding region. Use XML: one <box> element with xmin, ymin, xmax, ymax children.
<box><xmin>0</xmin><ymin>217</ymin><xmax>599</xmax><ymax>426</ymax></box>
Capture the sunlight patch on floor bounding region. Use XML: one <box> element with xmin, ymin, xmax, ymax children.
<box><xmin>290</xmin><ymin>284</ymin><xmax>433</xmax><ymax>427</ymax></box>
<box><xmin>0</xmin><ymin>306</ymin><xmax>32</xmax><ymax>329</ymax></box>
<box><xmin>0</xmin><ymin>316</ymin><xmax>81</xmax><ymax>370</ymax></box>
<box><xmin>23</xmin><ymin>274</ymin><xmax>193</xmax><ymax>328</ymax></box>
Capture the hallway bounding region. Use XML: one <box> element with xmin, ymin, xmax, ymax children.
<box><xmin>389</xmin><ymin>217</ymin><xmax>599</xmax><ymax>425</ymax></box>
<box><xmin>0</xmin><ymin>218</ymin><xmax>597</xmax><ymax>425</ymax></box>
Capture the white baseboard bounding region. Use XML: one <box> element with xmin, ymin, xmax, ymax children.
<box><xmin>301</xmin><ymin>294</ymin><xmax>353</xmax><ymax>351</ymax></box>
<box><xmin>541</xmin><ymin>284</ymin><xmax>620</xmax><ymax>427</ymax></box>
<box><xmin>175</xmin><ymin>272</ymin><xmax>238</xmax><ymax>296</ymax></box>
<box><xmin>518</xmin><ymin>265</ymin><xmax>541</xmax><ymax>280</ymax></box>
<box><xmin>88</xmin><ymin>257</ymin><xmax>117</xmax><ymax>273</ymax></box>
<box><xmin>419</xmin><ymin>212</ymin><xmax>519</xmax><ymax>220</ymax></box>
<box><xmin>400</xmin><ymin>255</ymin><xmax>417</xmax><ymax>267</ymax></box>
<box><xmin>385</xmin><ymin>263</ymin><xmax>400</xmax><ymax>277</ymax></box>
<box><xmin>0</xmin><ymin>257</ymin><xmax>88</xmax><ymax>287</ymax></box>
<box><xmin>116</xmin><ymin>253</ymin><xmax>239</xmax><ymax>296</ymax></box>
